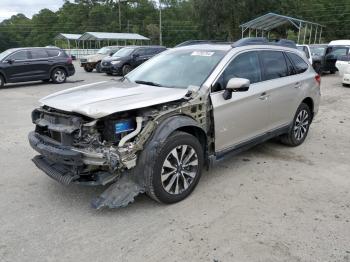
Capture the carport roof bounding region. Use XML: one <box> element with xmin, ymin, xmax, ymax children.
<box><xmin>78</xmin><ymin>32</ymin><xmax>150</xmax><ymax>41</ymax></box>
<box><xmin>54</xmin><ymin>33</ymin><xmax>82</xmax><ymax>41</ymax></box>
<box><xmin>240</xmin><ymin>12</ymin><xmax>324</xmax><ymax>31</ymax></box>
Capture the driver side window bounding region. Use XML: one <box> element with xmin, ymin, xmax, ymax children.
<box><xmin>212</xmin><ymin>51</ymin><xmax>261</xmax><ymax>92</ymax></box>
<box><xmin>7</xmin><ymin>51</ymin><xmax>29</xmax><ymax>61</ymax></box>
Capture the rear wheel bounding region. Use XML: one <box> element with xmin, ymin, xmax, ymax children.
<box><xmin>280</xmin><ymin>103</ymin><xmax>311</xmax><ymax>147</ymax></box>
<box><xmin>0</xmin><ymin>75</ymin><xmax>4</xmax><ymax>88</ymax></box>
<box><xmin>122</xmin><ymin>64</ymin><xmax>132</xmax><ymax>76</ymax></box>
<box><xmin>51</xmin><ymin>68</ymin><xmax>67</xmax><ymax>84</ymax></box>
<box><xmin>145</xmin><ymin>131</ymin><xmax>204</xmax><ymax>204</ymax></box>
<box><xmin>84</xmin><ymin>65</ymin><xmax>93</xmax><ymax>72</ymax></box>
<box><xmin>95</xmin><ymin>62</ymin><xmax>102</xmax><ymax>73</ymax></box>
<box><xmin>330</xmin><ymin>70</ymin><xmax>336</xmax><ymax>74</ymax></box>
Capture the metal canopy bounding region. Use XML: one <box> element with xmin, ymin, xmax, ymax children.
<box><xmin>54</xmin><ymin>33</ymin><xmax>82</xmax><ymax>41</ymax></box>
<box><xmin>240</xmin><ymin>13</ymin><xmax>325</xmax><ymax>44</ymax></box>
<box><xmin>79</xmin><ymin>32</ymin><xmax>150</xmax><ymax>41</ymax></box>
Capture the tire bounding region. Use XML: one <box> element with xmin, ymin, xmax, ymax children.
<box><xmin>84</xmin><ymin>65</ymin><xmax>93</xmax><ymax>72</ymax></box>
<box><xmin>51</xmin><ymin>68</ymin><xmax>67</xmax><ymax>84</ymax></box>
<box><xmin>95</xmin><ymin>62</ymin><xmax>102</xmax><ymax>73</ymax></box>
<box><xmin>122</xmin><ymin>64</ymin><xmax>132</xmax><ymax>76</ymax></box>
<box><xmin>343</xmin><ymin>83</ymin><xmax>350</xmax><ymax>88</ymax></box>
<box><xmin>280</xmin><ymin>103</ymin><xmax>312</xmax><ymax>147</ymax></box>
<box><xmin>313</xmin><ymin>63</ymin><xmax>322</xmax><ymax>74</ymax></box>
<box><xmin>106</xmin><ymin>72</ymin><xmax>113</xmax><ymax>76</ymax></box>
<box><xmin>144</xmin><ymin>131</ymin><xmax>204</xmax><ymax>204</ymax></box>
<box><xmin>0</xmin><ymin>75</ymin><xmax>4</xmax><ymax>88</ymax></box>
<box><xmin>330</xmin><ymin>70</ymin><xmax>336</xmax><ymax>74</ymax></box>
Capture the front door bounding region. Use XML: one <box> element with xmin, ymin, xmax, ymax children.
<box><xmin>211</xmin><ymin>51</ymin><xmax>271</xmax><ymax>152</ymax></box>
<box><xmin>3</xmin><ymin>50</ymin><xmax>32</xmax><ymax>82</ymax></box>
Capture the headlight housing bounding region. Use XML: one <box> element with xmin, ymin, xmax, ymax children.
<box><xmin>111</xmin><ymin>61</ymin><xmax>121</xmax><ymax>65</ymax></box>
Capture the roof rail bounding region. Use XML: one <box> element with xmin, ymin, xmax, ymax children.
<box><xmin>232</xmin><ymin>37</ymin><xmax>297</xmax><ymax>49</ymax></box>
<box><xmin>175</xmin><ymin>40</ymin><xmax>233</xmax><ymax>47</ymax></box>
<box><xmin>233</xmin><ymin>37</ymin><xmax>269</xmax><ymax>47</ymax></box>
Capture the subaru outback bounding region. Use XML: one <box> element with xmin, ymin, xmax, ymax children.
<box><xmin>28</xmin><ymin>37</ymin><xmax>321</xmax><ymax>209</ymax></box>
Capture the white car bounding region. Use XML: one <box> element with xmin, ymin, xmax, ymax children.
<box><xmin>336</xmin><ymin>55</ymin><xmax>350</xmax><ymax>87</ymax></box>
<box><xmin>297</xmin><ymin>44</ymin><xmax>313</xmax><ymax>64</ymax></box>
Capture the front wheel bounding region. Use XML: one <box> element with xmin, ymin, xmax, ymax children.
<box><xmin>145</xmin><ymin>131</ymin><xmax>204</xmax><ymax>204</ymax></box>
<box><xmin>0</xmin><ymin>75</ymin><xmax>4</xmax><ymax>88</ymax></box>
<box><xmin>84</xmin><ymin>65</ymin><xmax>93</xmax><ymax>72</ymax></box>
<box><xmin>122</xmin><ymin>64</ymin><xmax>132</xmax><ymax>76</ymax></box>
<box><xmin>280</xmin><ymin>103</ymin><xmax>311</xmax><ymax>147</ymax></box>
<box><xmin>51</xmin><ymin>68</ymin><xmax>67</xmax><ymax>84</ymax></box>
<box><xmin>95</xmin><ymin>62</ymin><xmax>102</xmax><ymax>73</ymax></box>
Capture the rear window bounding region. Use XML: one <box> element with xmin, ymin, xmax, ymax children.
<box><xmin>287</xmin><ymin>53</ymin><xmax>309</xmax><ymax>74</ymax></box>
<box><xmin>338</xmin><ymin>55</ymin><xmax>350</xmax><ymax>62</ymax></box>
<box><xmin>260</xmin><ymin>51</ymin><xmax>288</xmax><ymax>80</ymax></box>
<box><xmin>47</xmin><ymin>49</ymin><xmax>60</xmax><ymax>57</ymax></box>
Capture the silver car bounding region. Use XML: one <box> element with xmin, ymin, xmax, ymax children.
<box><xmin>29</xmin><ymin>38</ymin><xmax>321</xmax><ymax>209</ymax></box>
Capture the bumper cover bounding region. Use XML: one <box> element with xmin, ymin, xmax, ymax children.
<box><xmin>29</xmin><ymin>131</ymin><xmax>84</xmax><ymax>166</ymax></box>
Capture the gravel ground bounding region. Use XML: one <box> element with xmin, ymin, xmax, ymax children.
<box><xmin>0</xmin><ymin>63</ymin><xmax>349</xmax><ymax>262</ymax></box>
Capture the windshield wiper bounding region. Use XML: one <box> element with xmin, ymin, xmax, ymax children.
<box><xmin>135</xmin><ymin>80</ymin><xmax>162</xmax><ymax>87</ymax></box>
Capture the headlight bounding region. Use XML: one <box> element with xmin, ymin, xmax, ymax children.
<box><xmin>111</xmin><ymin>61</ymin><xmax>121</xmax><ymax>65</ymax></box>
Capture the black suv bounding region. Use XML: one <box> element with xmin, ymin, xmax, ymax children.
<box><xmin>100</xmin><ymin>46</ymin><xmax>166</xmax><ymax>76</ymax></box>
<box><xmin>0</xmin><ymin>47</ymin><xmax>75</xmax><ymax>87</ymax></box>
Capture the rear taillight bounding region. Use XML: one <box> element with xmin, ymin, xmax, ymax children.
<box><xmin>315</xmin><ymin>74</ymin><xmax>321</xmax><ymax>86</ymax></box>
<box><xmin>67</xmin><ymin>57</ymin><xmax>73</xmax><ymax>64</ymax></box>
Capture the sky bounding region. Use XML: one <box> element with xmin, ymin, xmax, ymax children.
<box><xmin>0</xmin><ymin>0</ymin><xmax>66</xmax><ymax>22</ymax></box>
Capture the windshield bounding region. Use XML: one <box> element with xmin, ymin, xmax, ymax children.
<box><xmin>0</xmin><ymin>49</ymin><xmax>13</xmax><ymax>61</ymax></box>
<box><xmin>113</xmin><ymin>47</ymin><xmax>135</xmax><ymax>57</ymax></box>
<box><xmin>97</xmin><ymin>47</ymin><xmax>111</xmax><ymax>55</ymax></box>
<box><xmin>310</xmin><ymin>46</ymin><xmax>326</xmax><ymax>56</ymax></box>
<box><xmin>126</xmin><ymin>49</ymin><xmax>226</xmax><ymax>89</ymax></box>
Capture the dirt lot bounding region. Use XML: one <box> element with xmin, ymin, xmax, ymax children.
<box><xmin>0</xmin><ymin>63</ymin><xmax>349</xmax><ymax>262</ymax></box>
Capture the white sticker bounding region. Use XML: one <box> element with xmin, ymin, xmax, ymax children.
<box><xmin>191</xmin><ymin>51</ymin><xmax>215</xmax><ymax>57</ymax></box>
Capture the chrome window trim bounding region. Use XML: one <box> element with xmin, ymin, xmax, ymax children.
<box><xmin>4</xmin><ymin>49</ymin><xmax>61</xmax><ymax>62</ymax></box>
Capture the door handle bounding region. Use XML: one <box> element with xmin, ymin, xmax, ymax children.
<box><xmin>294</xmin><ymin>82</ymin><xmax>301</xmax><ymax>88</ymax></box>
<box><xmin>259</xmin><ymin>92</ymin><xmax>269</xmax><ymax>100</ymax></box>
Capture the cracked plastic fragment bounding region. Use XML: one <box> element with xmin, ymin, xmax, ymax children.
<box><xmin>91</xmin><ymin>173</ymin><xmax>144</xmax><ymax>209</ymax></box>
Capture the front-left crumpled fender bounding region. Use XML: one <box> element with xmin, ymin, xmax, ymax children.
<box><xmin>91</xmin><ymin>114</ymin><xmax>207</xmax><ymax>209</ymax></box>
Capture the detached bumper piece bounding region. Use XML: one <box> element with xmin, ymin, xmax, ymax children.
<box><xmin>32</xmin><ymin>155</ymin><xmax>79</xmax><ymax>185</ymax></box>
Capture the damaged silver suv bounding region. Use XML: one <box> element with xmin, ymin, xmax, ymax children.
<box><xmin>29</xmin><ymin>37</ymin><xmax>321</xmax><ymax>209</ymax></box>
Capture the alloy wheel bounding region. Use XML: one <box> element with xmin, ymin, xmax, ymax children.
<box><xmin>294</xmin><ymin>109</ymin><xmax>309</xmax><ymax>141</ymax></box>
<box><xmin>54</xmin><ymin>70</ymin><xmax>66</xmax><ymax>83</ymax></box>
<box><xmin>161</xmin><ymin>145</ymin><xmax>199</xmax><ymax>195</ymax></box>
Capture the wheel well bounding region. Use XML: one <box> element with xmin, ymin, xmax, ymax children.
<box><xmin>302</xmin><ymin>97</ymin><xmax>314</xmax><ymax>119</ymax></box>
<box><xmin>177</xmin><ymin>126</ymin><xmax>208</xmax><ymax>157</ymax></box>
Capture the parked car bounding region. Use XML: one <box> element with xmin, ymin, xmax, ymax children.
<box><xmin>0</xmin><ymin>47</ymin><xmax>75</xmax><ymax>87</ymax></box>
<box><xmin>297</xmin><ymin>44</ymin><xmax>313</xmax><ymax>64</ymax></box>
<box><xmin>100</xmin><ymin>45</ymin><xmax>166</xmax><ymax>76</ymax></box>
<box><xmin>28</xmin><ymin>37</ymin><xmax>320</xmax><ymax>209</ymax></box>
<box><xmin>336</xmin><ymin>55</ymin><xmax>350</xmax><ymax>87</ymax></box>
<box><xmin>309</xmin><ymin>44</ymin><xmax>328</xmax><ymax>73</ymax></box>
<box><xmin>322</xmin><ymin>40</ymin><xmax>350</xmax><ymax>74</ymax></box>
<box><xmin>80</xmin><ymin>46</ymin><xmax>121</xmax><ymax>73</ymax></box>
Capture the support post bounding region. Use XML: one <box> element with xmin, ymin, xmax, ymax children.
<box><xmin>309</xmin><ymin>25</ymin><xmax>312</xmax><ymax>45</ymax></box>
<box><xmin>297</xmin><ymin>22</ymin><xmax>302</xmax><ymax>44</ymax></box>
<box><xmin>159</xmin><ymin>0</ymin><xmax>162</xmax><ymax>46</ymax></box>
<box><xmin>319</xmin><ymin>27</ymin><xmax>323</xmax><ymax>43</ymax></box>
<box><xmin>303</xmin><ymin>24</ymin><xmax>307</xmax><ymax>44</ymax></box>
<box><xmin>314</xmin><ymin>26</ymin><xmax>318</xmax><ymax>44</ymax></box>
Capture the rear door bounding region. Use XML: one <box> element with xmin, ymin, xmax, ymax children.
<box><xmin>211</xmin><ymin>51</ymin><xmax>271</xmax><ymax>151</ymax></box>
<box><xmin>261</xmin><ymin>50</ymin><xmax>307</xmax><ymax>129</ymax></box>
<box><xmin>2</xmin><ymin>50</ymin><xmax>32</xmax><ymax>82</ymax></box>
<box><xmin>28</xmin><ymin>49</ymin><xmax>50</xmax><ymax>79</ymax></box>
<box><xmin>133</xmin><ymin>48</ymin><xmax>149</xmax><ymax>66</ymax></box>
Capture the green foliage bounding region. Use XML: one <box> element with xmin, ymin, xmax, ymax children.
<box><xmin>0</xmin><ymin>0</ymin><xmax>348</xmax><ymax>51</ymax></box>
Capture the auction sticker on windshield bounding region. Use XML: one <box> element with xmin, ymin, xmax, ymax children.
<box><xmin>191</xmin><ymin>51</ymin><xmax>215</xmax><ymax>57</ymax></box>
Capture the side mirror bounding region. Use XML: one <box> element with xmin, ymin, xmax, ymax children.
<box><xmin>223</xmin><ymin>78</ymin><xmax>250</xmax><ymax>100</ymax></box>
<box><xmin>6</xmin><ymin>59</ymin><xmax>14</xmax><ymax>64</ymax></box>
<box><xmin>133</xmin><ymin>53</ymin><xmax>140</xmax><ymax>59</ymax></box>
<box><xmin>109</xmin><ymin>52</ymin><xmax>114</xmax><ymax>56</ymax></box>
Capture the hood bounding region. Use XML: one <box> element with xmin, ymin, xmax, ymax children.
<box><xmin>39</xmin><ymin>81</ymin><xmax>188</xmax><ymax>119</ymax></box>
<box><xmin>82</xmin><ymin>53</ymin><xmax>108</xmax><ymax>62</ymax></box>
<box><xmin>103</xmin><ymin>56</ymin><xmax>125</xmax><ymax>62</ymax></box>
